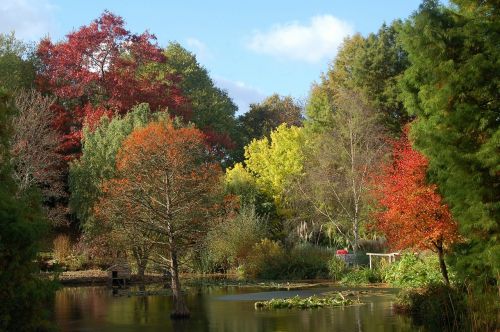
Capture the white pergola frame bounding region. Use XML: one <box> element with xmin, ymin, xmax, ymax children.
<box><xmin>366</xmin><ymin>252</ymin><xmax>400</xmax><ymax>269</ymax></box>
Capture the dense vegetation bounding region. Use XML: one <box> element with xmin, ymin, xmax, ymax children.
<box><xmin>0</xmin><ymin>0</ymin><xmax>497</xmax><ymax>329</ymax></box>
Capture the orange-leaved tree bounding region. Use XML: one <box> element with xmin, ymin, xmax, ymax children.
<box><xmin>95</xmin><ymin>120</ymin><xmax>221</xmax><ymax>318</ymax></box>
<box><xmin>372</xmin><ymin>129</ymin><xmax>458</xmax><ymax>285</ymax></box>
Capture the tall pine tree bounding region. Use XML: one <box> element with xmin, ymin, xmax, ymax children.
<box><xmin>399</xmin><ymin>0</ymin><xmax>499</xmax><ymax>290</ymax></box>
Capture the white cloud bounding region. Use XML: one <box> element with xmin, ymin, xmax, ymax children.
<box><xmin>0</xmin><ymin>0</ymin><xmax>57</xmax><ymax>41</ymax></box>
<box><xmin>214</xmin><ymin>76</ymin><xmax>266</xmax><ymax>114</ymax></box>
<box><xmin>186</xmin><ymin>37</ymin><xmax>213</xmax><ymax>62</ymax></box>
<box><xmin>247</xmin><ymin>15</ymin><xmax>353</xmax><ymax>63</ymax></box>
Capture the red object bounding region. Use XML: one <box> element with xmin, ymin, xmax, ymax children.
<box><xmin>371</xmin><ymin>127</ymin><xmax>458</xmax><ymax>252</ymax></box>
<box><xmin>336</xmin><ymin>249</ymin><xmax>348</xmax><ymax>255</ymax></box>
<box><xmin>36</xmin><ymin>11</ymin><xmax>188</xmax><ymax>159</ymax></box>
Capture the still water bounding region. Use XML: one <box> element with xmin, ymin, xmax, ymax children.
<box><xmin>54</xmin><ymin>284</ymin><xmax>422</xmax><ymax>332</ymax></box>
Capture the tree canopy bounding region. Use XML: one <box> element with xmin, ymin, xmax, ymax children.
<box><xmin>399</xmin><ymin>0</ymin><xmax>499</xmax><ymax>286</ymax></box>
<box><xmin>37</xmin><ymin>11</ymin><xmax>187</xmax><ymax>159</ymax></box>
<box><xmin>69</xmin><ymin>103</ymin><xmax>168</xmax><ymax>230</ymax></box>
<box><xmin>306</xmin><ymin>22</ymin><xmax>410</xmax><ymax>134</ymax></box>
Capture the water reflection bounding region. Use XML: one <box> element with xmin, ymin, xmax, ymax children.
<box><xmin>54</xmin><ymin>285</ymin><xmax>421</xmax><ymax>332</ymax></box>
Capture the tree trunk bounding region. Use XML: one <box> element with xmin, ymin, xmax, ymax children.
<box><xmin>436</xmin><ymin>241</ymin><xmax>450</xmax><ymax>286</ymax></box>
<box><xmin>169</xmin><ymin>247</ymin><xmax>190</xmax><ymax>319</ymax></box>
<box><xmin>133</xmin><ymin>247</ymin><xmax>147</xmax><ymax>282</ymax></box>
<box><xmin>137</xmin><ymin>262</ymin><xmax>146</xmax><ymax>282</ymax></box>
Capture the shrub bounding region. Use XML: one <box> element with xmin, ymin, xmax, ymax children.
<box><xmin>382</xmin><ymin>253</ymin><xmax>444</xmax><ymax>288</ymax></box>
<box><xmin>243</xmin><ymin>239</ymin><xmax>286</xmax><ymax>279</ymax></box>
<box><xmin>53</xmin><ymin>234</ymin><xmax>71</xmax><ymax>262</ymax></box>
<box><xmin>284</xmin><ymin>245</ymin><xmax>334</xmax><ymax>279</ymax></box>
<box><xmin>396</xmin><ymin>283</ymin><xmax>468</xmax><ymax>331</ymax></box>
<box><xmin>65</xmin><ymin>254</ymin><xmax>88</xmax><ymax>271</ymax></box>
<box><xmin>341</xmin><ymin>267</ymin><xmax>382</xmax><ymax>285</ymax></box>
<box><xmin>327</xmin><ymin>256</ymin><xmax>347</xmax><ymax>281</ymax></box>
<box><xmin>204</xmin><ymin>205</ymin><xmax>267</xmax><ymax>272</ymax></box>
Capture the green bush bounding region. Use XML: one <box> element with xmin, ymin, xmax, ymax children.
<box><xmin>382</xmin><ymin>253</ymin><xmax>444</xmax><ymax>288</ymax></box>
<box><xmin>341</xmin><ymin>267</ymin><xmax>383</xmax><ymax>285</ymax></box>
<box><xmin>396</xmin><ymin>283</ymin><xmax>468</xmax><ymax>331</ymax></box>
<box><xmin>284</xmin><ymin>245</ymin><xmax>333</xmax><ymax>279</ymax></box>
<box><xmin>243</xmin><ymin>242</ymin><xmax>334</xmax><ymax>280</ymax></box>
<box><xmin>327</xmin><ymin>256</ymin><xmax>347</xmax><ymax>281</ymax></box>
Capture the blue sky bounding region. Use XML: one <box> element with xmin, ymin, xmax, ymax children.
<box><xmin>1</xmin><ymin>0</ymin><xmax>422</xmax><ymax>113</ymax></box>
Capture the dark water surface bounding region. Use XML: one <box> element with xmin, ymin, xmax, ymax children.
<box><xmin>54</xmin><ymin>284</ymin><xmax>422</xmax><ymax>332</ymax></box>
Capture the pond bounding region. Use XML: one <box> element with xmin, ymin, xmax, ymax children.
<box><xmin>54</xmin><ymin>283</ymin><xmax>421</xmax><ymax>332</ymax></box>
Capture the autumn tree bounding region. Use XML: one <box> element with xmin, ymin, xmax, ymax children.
<box><xmin>244</xmin><ymin>123</ymin><xmax>305</xmax><ymax>207</ymax></box>
<box><xmin>69</xmin><ymin>103</ymin><xmax>168</xmax><ymax>231</ymax></box>
<box><xmin>10</xmin><ymin>89</ymin><xmax>65</xmax><ymax>226</ymax></box>
<box><xmin>37</xmin><ymin>11</ymin><xmax>187</xmax><ymax>159</ymax></box>
<box><xmin>93</xmin><ymin>177</ymin><xmax>157</xmax><ymax>280</ymax></box>
<box><xmin>373</xmin><ymin>130</ymin><xmax>459</xmax><ymax>285</ymax></box>
<box><xmin>295</xmin><ymin>89</ymin><xmax>386</xmax><ymax>251</ymax></box>
<box><xmin>96</xmin><ymin>120</ymin><xmax>221</xmax><ymax>318</ymax></box>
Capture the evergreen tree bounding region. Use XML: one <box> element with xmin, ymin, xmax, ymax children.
<box><xmin>399</xmin><ymin>0</ymin><xmax>499</xmax><ymax>292</ymax></box>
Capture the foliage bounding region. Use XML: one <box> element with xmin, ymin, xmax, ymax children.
<box><xmin>373</xmin><ymin>129</ymin><xmax>459</xmax><ymax>284</ymax></box>
<box><xmin>238</xmin><ymin>94</ymin><xmax>303</xmax><ymax>150</ymax></box>
<box><xmin>341</xmin><ymin>267</ymin><xmax>382</xmax><ymax>285</ymax></box>
<box><xmin>0</xmin><ymin>91</ymin><xmax>57</xmax><ymax>332</ymax></box>
<box><xmin>399</xmin><ymin>0</ymin><xmax>499</xmax><ymax>291</ymax></box>
<box><xmin>243</xmin><ymin>239</ymin><xmax>286</xmax><ymax>279</ymax></box>
<box><xmin>0</xmin><ymin>33</ymin><xmax>36</xmax><ymax>93</ymax></box>
<box><xmin>306</xmin><ymin>22</ymin><xmax>409</xmax><ymax>135</ymax></box>
<box><xmin>53</xmin><ymin>234</ymin><xmax>71</xmax><ymax>262</ymax></box>
<box><xmin>244</xmin><ymin>123</ymin><xmax>304</xmax><ymax>205</ymax></box>
<box><xmin>254</xmin><ymin>294</ymin><xmax>357</xmax><ymax>310</ymax></box>
<box><xmin>396</xmin><ymin>284</ymin><xmax>469</xmax><ymax>332</ymax></box>
<box><xmin>294</xmin><ymin>89</ymin><xmax>386</xmax><ymax>250</ymax></box>
<box><xmin>11</xmin><ymin>89</ymin><xmax>65</xmax><ymax>226</ymax></box>
<box><xmin>463</xmin><ymin>285</ymin><xmax>499</xmax><ymax>332</ymax></box>
<box><xmin>382</xmin><ymin>253</ymin><xmax>445</xmax><ymax>288</ymax></box>
<box><xmin>327</xmin><ymin>256</ymin><xmax>347</xmax><ymax>281</ymax></box>
<box><xmin>224</xmin><ymin>163</ymin><xmax>278</xmax><ymax>219</ymax></box>
<box><xmin>69</xmin><ymin>103</ymin><xmax>167</xmax><ymax>231</ymax></box>
<box><xmin>37</xmin><ymin>11</ymin><xmax>187</xmax><ymax>159</ymax></box>
<box><xmin>243</xmin><ymin>241</ymin><xmax>334</xmax><ymax>280</ymax></box>
<box><xmin>163</xmin><ymin>42</ymin><xmax>238</xmax><ymax>159</ymax></box>
<box><xmin>204</xmin><ymin>205</ymin><xmax>268</xmax><ymax>271</ymax></box>
<box><xmin>284</xmin><ymin>245</ymin><xmax>333</xmax><ymax>279</ymax></box>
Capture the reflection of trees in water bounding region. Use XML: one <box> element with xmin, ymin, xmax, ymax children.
<box><xmin>206</xmin><ymin>292</ymin><xmax>417</xmax><ymax>332</ymax></box>
<box><xmin>133</xmin><ymin>296</ymin><xmax>149</xmax><ymax>323</ymax></box>
<box><xmin>54</xmin><ymin>287</ymin><xmax>418</xmax><ymax>331</ymax></box>
<box><xmin>54</xmin><ymin>287</ymin><xmax>110</xmax><ymax>324</ymax></box>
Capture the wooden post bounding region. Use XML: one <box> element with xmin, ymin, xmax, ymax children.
<box><xmin>369</xmin><ymin>254</ymin><xmax>372</xmax><ymax>270</ymax></box>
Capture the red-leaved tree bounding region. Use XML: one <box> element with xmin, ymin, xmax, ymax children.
<box><xmin>372</xmin><ymin>129</ymin><xmax>458</xmax><ymax>285</ymax></box>
<box><xmin>37</xmin><ymin>11</ymin><xmax>188</xmax><ymax>159</ymax></box>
